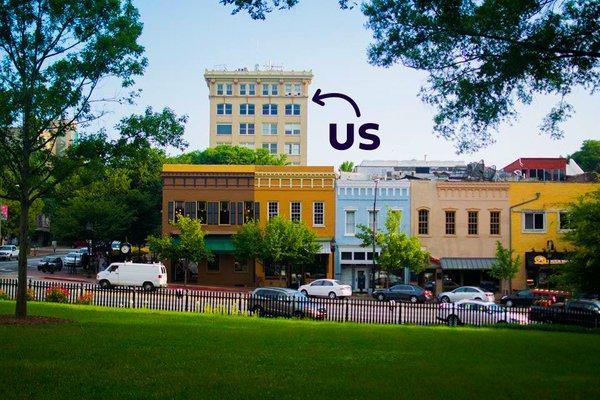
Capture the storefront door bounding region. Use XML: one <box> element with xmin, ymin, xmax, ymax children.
<box><xmin>356</xmin><ymin>268</ymin><xmax>369</xmax><ymax>292</ymax></box>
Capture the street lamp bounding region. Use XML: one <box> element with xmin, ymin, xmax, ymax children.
<box><xmin>371</xmin><ymin>176</ymin><xmax>381</xmax><ymax>291</ymax></box>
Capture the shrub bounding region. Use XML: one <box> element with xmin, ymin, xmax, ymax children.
<box><xmin>45</xmin><ymin>287</ymin><xmax>70</xmax><ymax>303</ymax></box>
<box><xmin>0</xmin><ymin>289</ymin><xmax>9</xmax><ymax>300</ymax></box>
<box><xmin>76</xmin><ymin>291</ymin><xmax>94</xmax><ymax>305</ymax></box>
<box><xmin>26</xmin><ymin>288</ymin><xmax>36</xmax><ymax>301</ymax></box>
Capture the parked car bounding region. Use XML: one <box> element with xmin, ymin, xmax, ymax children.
<box><xmin>500</xmin><ymin>289</ymin><xmax>569</xmax><ymax>308</ymax></box>
<box><xmin>437</xmin><ymin>286</ymin><xmax>495</xmax><ymax>303</ymax></box>
<box><xmin>437</xmin><ymin>300</ymin><xmax>528</xmax><ymax>326</ymax></box>
<box><xmin>298</xmin><ymin>279</ymin><xmax>352</xmax><ymax>299</ymax></box>
<box><xmin>96</xmin><ymin>262</ymin><xmax>167</xmax><ymax>291</ymax></box>
<box><xmin>248</xmin><ymin>288</ymin><xmax>326</xmax><ymax>319</ymax></box>
<box><xmin>37</xmin><ymin>256</ymin><xmax>63</xmax><ymax>273</ymax></box>
<box><xmin>0</xmin><ymin>245</ymin><xmax>19</xmax><ymax>261</ymax></box>
<box><xmin>372</xmin><ymin>284</ymin><xmax>433</xmax><ymax>303</ymax></box>
<box><xmin>63</xmin><ymin>251</ymin><xmax>83</xmax><ymax>268</ymax></box>
<box><xmin>529</xmin><ymin>299</ymin><xmax>599</xmax><ymax>328</ymax></box>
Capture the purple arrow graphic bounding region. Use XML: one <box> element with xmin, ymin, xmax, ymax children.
<box><xmin>312</xmin><ymin>88</ymin><xmax>362</xmax><ymax>118</ymax></box>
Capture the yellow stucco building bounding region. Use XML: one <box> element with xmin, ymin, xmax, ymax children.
<box><xmin>253</xmin><ymin>166</ymin><xmax>336</xmax><ymax>286</ymax></box>
<box><xmin>509</xmin><ymin>182</ymin><xmax>598</xmax><ymax>289</ymax></box>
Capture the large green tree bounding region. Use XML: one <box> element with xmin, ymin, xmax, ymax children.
<box><xmin>233</xmin><ymin>217</ymin><xmax>320</xmax><ymax>287</ymax></box>
<box><xmin>0</xmin><ymin>0</ymin><xmax>170</xmax><ymax>317</ymax></box>
<box><xmin>557</xmin><ymin>189</ymin><xmax>600</xmax><ymax>294</ymax></box>
<box><xmin>357</xmin><ymin>209</ymin><xmax>429</xmax><ymax>287</ymax></box>
<box><xmin>569</xmin><ymin>140</ymin><xmax>600</xmax><ymax>173</ymax></box>
<box><xmin>167</xmin><ymin>144</ymin><xmax>288</xmax><ymax>165</ymax></box>
<box><xmin>221</xmin><ymin>0</ymin><xmax>600</xmax><ymax>153</ymax></box>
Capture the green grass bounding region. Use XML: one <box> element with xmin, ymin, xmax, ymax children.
<box><xmin>1</xmin><ymin>301</ymin><xmax>599</xmax><ymax>400</ymax></box>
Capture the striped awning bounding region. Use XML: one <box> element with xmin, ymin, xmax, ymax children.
<box><xmin>440</xmin><ymin>258</ymin><xmax>496</xmax><ymax>270</ymax></box>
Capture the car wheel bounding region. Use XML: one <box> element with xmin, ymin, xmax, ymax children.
<box><xmin>328</xmin><ymin>291</ymin><xmax>337</xmax><ymax>300</ymax></box>
<box><xmin>301</xmin><ymin>289</ymin><xmax>308</xmax><ymax>297</ymax></box>
<box><xmin>447</xmin><ymin>315</ymin><xmax>460</xmax><ymax>327</ymax></box>
<box><xmin>441</xmin><ymin>296</ymin><xmax>450</xmax><ymax>303</ymax></box>
<box><xmin>506</xmin><ymin>300</ymin><xmax>513</xmax><ymax>307</ymax></box>
<box><xmin>251</xmin><ymin>305</ymin><xmax>265</xmax><ymax>317</ymax></box>
<box><xmin>409</xmin><ymin>295</ymin><xmax>418</xmax><ymax>303</ymax></box>
<box><xmin>377</xmin><ymin>293</ymin><xmax>385</xmax><ymax>301</ymax></box>
<box><xmin>99</xmin><ymin>280</ymin><xmax>110</xmax><ymax>289</ymax></box>
<box><xmin>142</xmin><ymin>282</ymin><xmax>154</xmax><ymax>291</ymax></box>
<box><xmin>475</xmin><ymin>297</ymin><xmax>483</xmax><ymax>301</ymax></box>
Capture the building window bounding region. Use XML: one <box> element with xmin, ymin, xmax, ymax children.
<box><xmin>240</xmin><ymin>142</ymin><xmax>255</xmax><ymax>149</ymax></box>
<box><xmin>345</xmin><ymin>210</ymin><xmax>356</xmax><ymax>235</ymax></box>
<box><xmin>262</xmin><ymin>123</ymin><xmax>277</xmax><ymax>135</ymax></box>
<box><xmin>290</xmin><ymin>201</ymin><xmax>301</xmax><ymax>222</ymax></box>
<box><xmin>174</xmin><ymin>201</ymin><xmax>184</xmax><ymax>222</ymax></box>
<box><xmin>216</xmin><ymin>83</ymin><xmax>224</xmax><ymax>95</ymax></box>
<box><xmin>244</xmin><ymin>201</ymin><xmax>254</xmax><ymax>223</ymax></box>
<box><xmin>445</xmin><ymin>210</ymin><xmax>456</xmax><ymax>235</ymax></box>
<box><xmin>271</xmin><ymin>83</ymin><xmax>278</xmax><ymax>95</ymax></box>
<box><xmin>558</xmin><ymin>211</ymin><xmax>572</xmax><ymax>231</ymax></box>
<box><xmin>285</xmin><ymin>83</ymin><xmax>292</xmax><ymax>95</ymax></box>
<box><xmin>284</xmin><ymin>143</ymin><xmax>300</xmax><ymax>155</ymax></box>
<box><xmin>207</xmin><ymin>255</ymin><xmax>220</xmax><ymax>273</ymax></box>
<box><xmin>239</xmin><ymin>83</ymin><xmax>247</xmax><ymax>95</ymax></box>
<box><xmin>490</xmin><ymin>211</ymin><xmax>501</xmax><ymax>235</ymax></box>
<box><xmin>239</xmin><ymin>104</ymin><xmax>255</xmax><ymax>115</ymax></box>
<box><xmin>239</xmin><ymin>123</ymin><xmax>255</xmax><ymax>135</ymax></box>
<box><xmin>226</xmin><ymin>83</ymin><xmax>233</xmax><ymax>96</ymax></box>
<box><xmin>268</xmin><ymin>201</ymin><xmax>279</xmax><ymax>219</ymax></box>
<box><xmin>418</xmin><ymin>209</ymin><xmax>429</xmax><ymax>235</ymax></box>
<box><xmin>353</xmin><ymin>252</ymin><xmax>366</xmax><ymax>260</ymax></box>
<box><xmin>368</xmin><ymin>210</ymin><xmax>379</xmax><ymax>231</ymax></box>
<box><xmin>248</xmin><ymin>83</ymin><xmax>256</xmax><ymax>95</ymax></box>
<box><xmin>468</xmin><ymin>211</ymin><xmax>479</xmax><ymax>235</ymax></box>
<box><xmin>523</xmin><ymin>211</ymin><xmax>545</xmax><ymax>232</ymax></box>
<box><xmin>262</xmin><ymin>104</ymin><xmax>278</xmax><ymax>115</ymax></box>
<box><xmin>341</xmin><ymin>252</ymin><xmax>352</xmax><ymax>261</ymax></box>
<box><xmin>240</xmin><ymin>83</ymin><xmax>255</xmax><ymax>96</ymax></box>
<box><xmin>216</xmin><ymin>103</ymin><xmax>232</xmax><ymax>115</ymax></box>
<box><xmin>262</xmin><ymin>83</ymin><xmax>269</xmax><ymax>96</ymax></box>
<box><xmin>216</xmin><ymin>124</ymin><xmax>232</xmax><ymax>135</ymax></box>
<box><xmin>262</xmin><ymin>143</ymin><xmax>277</xmax><ymax>154</ymax></box>
<box><xmin>313</xmin><ymin>202</ymin><xmax>324</xmax><ymax>226</ymax></box>
<box><xmin>285</xmin><ymin>104</ymin><xmax>300</xmax><ymax>115</ymax></box>
<box><xmin>294</xmin><ymin>83</ymin><xmax>301</xmax><ymax>95</ymax></box>
<box><xmin>285</xmin><ymin>123</ymin><xmax>301</xmax><ymax>135</ymax></box>
<box><xmin>233</xmin><ymin>260</ymin><xmax>249</xmax><ymax>273</ymax></box>
<box><xmin>219</xmin><ymin>202</ymin><xmax>230</xmax><ymax>225</ymax></box>
<box><xmin>197</xmin><ymin>201</ymin><xmax>207</xmax><ymax>224</ymax></box>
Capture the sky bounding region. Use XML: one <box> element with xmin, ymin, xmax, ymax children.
<box><xmin>94</xmin><ymin>0</ymin><xmax>600</xmax><ymax>168</ymax></box>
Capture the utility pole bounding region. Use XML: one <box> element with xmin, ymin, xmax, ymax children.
<box><xmin>371</xmin><ymin>176</ymin><xmax>380</xmax><ymax>292</ymax></box>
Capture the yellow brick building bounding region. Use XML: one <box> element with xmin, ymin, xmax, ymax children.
<box><xmin>204</xmin><ymin>68</ymin><xmax>313</xmax><ymax>165</ymax></box>
<box><xmin>509</xmin><ymin>182</ymin><xmax>598</xmax><ymax>289</ymax></box>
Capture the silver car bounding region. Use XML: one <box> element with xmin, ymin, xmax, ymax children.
<box><xmin>437</xmin><ymin>286</ymin><xmax>495</xmax><ymax>303</ymax></box>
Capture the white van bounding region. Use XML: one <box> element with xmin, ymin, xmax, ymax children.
<box><xmin>97</xmin><ymin>262</ymin><xmax>168</xmax><ymax>291</ymax></box>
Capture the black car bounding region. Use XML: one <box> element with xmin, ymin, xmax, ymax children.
<box><xmin>372</xmin><ymin>284</ymin><xmax>433</xmax><ymax>303</ymax></box>
<box><xmin>37</xmin><ymin>256</ymin><xmax>63</xmax><ymax>273</ymax></box>
<box><xmin>500</xmin><ymin>289</ymin><xmax>568</xmax><ymax>308</ymax></box>
<box><xmin>247</xmin><ymin>288</ymin><xmax>326</xmax><ymax>319</ymax></box>
<box><xmin>529</xmin><ymin>300</ymin><xmax>599</xmax><ymax>328</ymax></box>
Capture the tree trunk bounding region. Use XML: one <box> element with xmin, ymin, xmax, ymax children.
<box><xmin>15</xmin><ymin>197</ymin><xmax>30</xmax><ymax>318</ymax></box>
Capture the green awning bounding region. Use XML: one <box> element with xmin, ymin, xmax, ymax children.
<box><xmin>205</xmin><ymin>236</ymin><xmax>235</xmax><ymax>253</ymax></box>
<box><xmin>440</xmin><ymin>258</ymin><xmax>496</xmax><ymax>270</ymax></box>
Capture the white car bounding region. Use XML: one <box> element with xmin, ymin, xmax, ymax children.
<box><xmin>0</xmin><ymin>245</ymin><xmax>19</xmax><ymax>261</ymax></box>
<box><xmin>97</xmin><ymin>262</ymin><xmax>168</xmax><ymax>291</ymax></box>
<box><xmin>437</xmin><ymin>286</ymin><xmax>494</xmax><ymax>303</ymax></box>
<box><xmin>437</xmin><ymin>300</ymin><xmax>528</xmax><ymax>326</ymax></box>
<box><xmin>298</xmin><ymin>279</ymin><xmax>352</xmax><ymax>299</ymax></box>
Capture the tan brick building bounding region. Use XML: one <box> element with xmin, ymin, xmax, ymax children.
<box><xmin>204</xmin><ymin>68</ymin><xmax>313</xmax><ymax>165</ymax></box>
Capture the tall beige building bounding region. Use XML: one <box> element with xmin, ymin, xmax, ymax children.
<box><xmin>204</xmin><ymin>68</ymin><xmax>313</xmax><ymax>165</ymax></box>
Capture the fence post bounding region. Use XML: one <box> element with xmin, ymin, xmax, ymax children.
<box><xmin>79</xmin><ymin>283</ymin><xmax>84</xmax><ymax>298</ymax></box>
<box><xmin>344</xmin><ymin>297</ymin><xmax>349</xmax><ymax>322</ymax></box>
<box><xmin>238</xmin><ymin>292</ymin><xmax>242</xmax><ymax>315</ymax></box>
<box><xmin>132</xmin><ymin>286</ymin><xmax>136</xmax><ymax>309</ymax></box>
<box><xmin>28</xmin><ymin>278</ymin><xmax>32</xmax><ymax>290</ymax></box>
<box><xmin>398</xmin><ymin>302</ymin><xmax>402</xmax><ymax>325</ymax></box>
<box><xmin>185</xmin><ymin>289</ymin><xmax>189</xmax><ymax>312</ymax></box>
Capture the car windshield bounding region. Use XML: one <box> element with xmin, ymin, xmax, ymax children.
<box><xmin>0</xmin><ymin>246</ymin><xmax>12</xmax><ymax>250</ymax></box>
<box><xmin>333</xmin><ymin>280</ymin><xmax>344</xmax><ymax>285</ymax></box>
<box><xmin>42</xmin><ymin>256</ymin><xmax>53</xmax><ymax>261</ymax></box>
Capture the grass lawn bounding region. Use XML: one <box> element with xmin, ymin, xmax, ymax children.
<box><xmin>1</xmin><ymin>301</ymin><xmax>599</xmax><ymax>399</ymax></box>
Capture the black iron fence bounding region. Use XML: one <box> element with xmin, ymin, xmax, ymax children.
<box><xmin>0</xmin><ymin>279</ymin><xmax>597</xmax><ymax>329</ymax></box>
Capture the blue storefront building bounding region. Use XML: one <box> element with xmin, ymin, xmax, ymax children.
<box><xmin>335</xmin><ymin>173</ymin><xmax>411</xmax><ymax>291</ymax></box>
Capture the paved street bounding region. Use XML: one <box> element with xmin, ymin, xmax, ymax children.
<box><xmin>0</xmin><ymin>250</ymin><xmax>72</xmax><ymax>275</ymax></box>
